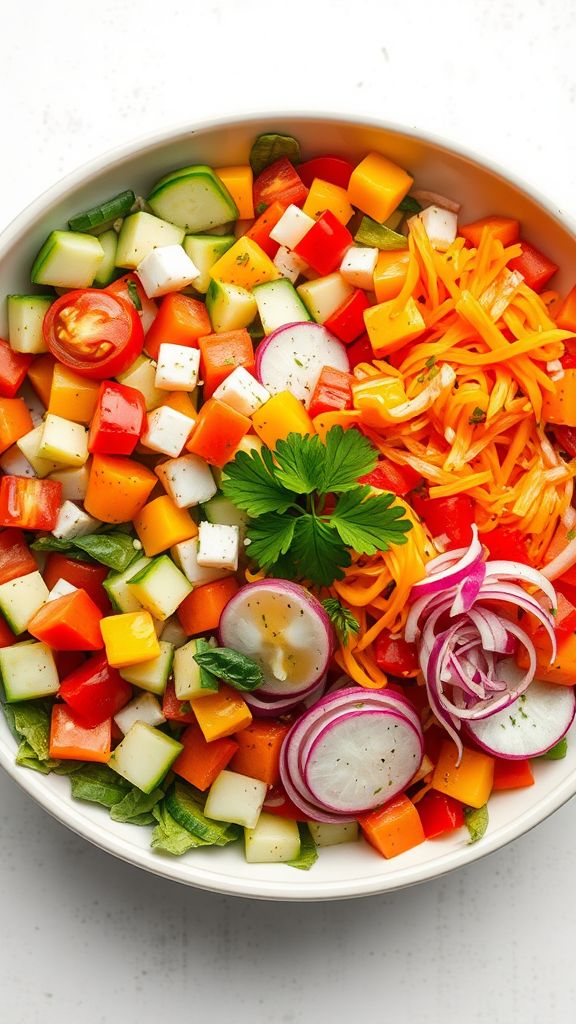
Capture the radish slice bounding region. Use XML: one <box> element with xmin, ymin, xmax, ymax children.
<box><xmin>280</xmin><ymin>745</ymin><xmax>353</xmax><ymax>824</ymax></box>
<box><xmin>243</xmin><ymin>677</ymin><xmax>326</xmax><ymax>717</ymax></box>
<box><xmin>254</xmin><ymin>322</ymin><xmax>349</xmax><ymax>406</ymax></box>
<box><xmin>466</xmin><ymin>678</ymin><xmax>576</xmax><ymax>759</ymax></box>
<box><xmin>302</xmin><ymin>709</ymin><xmax>423</xmax><ymax>814</ymax></box>
<box><xmin>219</xmin><ymin>580</ymin><xmax>334</xmax><ymax>695</ymax></box>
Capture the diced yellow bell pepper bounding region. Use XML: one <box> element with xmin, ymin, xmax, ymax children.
<box><xmin>210</xmin><ymin>237</ymin><xmax>280</xmax><ymax>290</ymax></box>
<box><xmin>542</xmin><ymin>368</ymin><xmax>576</xmax><ymax>427</ymax></box>
<box><xmin>348</xmin><ymin>152</ymin><xmax>413</xmax><ymax>223</ymax></box>
<box><xmin>432</xmin><ymin>740</ymin><xmax>494</xmax><ymax>809</ymax></box>
<box><xmin>352</xmin><ymin>375</ymin><xmax>407</xmax><ymax>426</ymax></box>
<box><xmin>373</xmin><ymin>251</ymin><xmax>411</xmax><ymax>303</ymax></box>
<box><xmin>191</xmin><ymin>684</ymin><xmax>253</xmax><ymax>741</ymax></box>
<box><xmin>252</xmin><ymin>392</ymin><xmax>315</xmax><ymax>449</ymax></box>
<box><xmin>215</xmin><ymin>165</ymin><xmax>254</xmax><ymax>220</ymax></box>
<box><xmin>303</xmin><ymin>178</ymin><xmax>354</xmax><ymax>225</ymax></box>
<box><xmin>134</xmin><ymin>494</ymin><xmax>198</xmax><ymax>557</ymax></box>
<box><xmin>162</xmin><ymin>391</ymin><xmax>198</xmax><ymax>419</ymax></box>
<box><xmin>100</xmin><ymin>611</ymin><xmax>161</xmax><ymax>668</ymax></box>
<box><xmin>48</xmin><ymin>364</ymin><xmax>101</xmax><ymax>424</ymax></box>
<box><xmin>364</xmin><ymin>296</ymin><xmax>426</xmax><ymax>356</ymax></box>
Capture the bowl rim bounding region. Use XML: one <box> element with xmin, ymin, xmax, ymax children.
<box><xmin>1</xmin><ymin>110</ymin><xmax>575</xmax><ymax>900</ymax></box>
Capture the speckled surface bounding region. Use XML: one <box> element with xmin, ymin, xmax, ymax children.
<box><xmin>1</xmin><ymin>1</ymin><xmax>576</xmax><ymax>1020</ymax></box>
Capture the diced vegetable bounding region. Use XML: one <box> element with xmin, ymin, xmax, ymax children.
<box><xmin>172</xmin><ymin>725</ymin><xmax>238</xmax><ymax>790</ymax></box>
<box><xmin>244</xmin><ymin>812</ymin><xmax>301</xmax><ymax>863</ymax></box>
<box><xmin>358</xmin><ymin>794</ymin><xmax>425</xmax><ymax>858</ymax></box>
<box><xmin>204</xmin><ymin>769</ymin><xmax>267</xmax><ymax>829</ymax></box>
<box><xmin>0</xmin><ymin>641</ymin><xmax>59</xmax><ymax>701</ymax></box>
<box><xmin>59</xmin><ymin>651</ymin><xmax>132</xmax><ymax>727</ymax></box>
<box><xmin>49</xmin><ymin>704</ymin><xmax>112</xmax><ymax>763</ymax></box>
<box><xmin>431</xmin><ymin>741</ymin><xmax>495</xmax><ymax>809</ymax></box>
<box><xmin>100</xmin><ymin>610</ymin><xmax>161</xmax><ymax>667</ymax></box>
<box><xmin>108</xmin><ymin>721</ymin><xmax>182</xmax><ymax>793</ymax></box>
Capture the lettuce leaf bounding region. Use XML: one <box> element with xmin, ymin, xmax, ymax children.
<box><xmin>70</xmin><ymin>764</ymin><xmax>131</xmax><ymax>807</ymax></box>
<box><xmin>110</xmin><ymin>786</ymin><xmax>164</xmax><ymax>825</ymax></box>
<box><xmin>3</xmin><ymin>702</ymin><xmax>52</xmax><ymax>762</ymax></box>
<box><xmin>150</xmin><ymin>802</ymin><xmax>212</xmax><ymax>856</ymax></box>
<box><xmin>286</xmin><ymin>823</ymin><xmax>318</xmax><ymax>870</ymax></box>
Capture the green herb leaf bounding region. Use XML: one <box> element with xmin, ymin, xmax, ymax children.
<box><xmin>274</xmin><ymin>432</ymin><xmax>325</xmax><ymax>494</ymax></box>
<box><xmin>397</xmin><ymin>195</ymin><xmax>422</xmax><ymax>214</ymax></box>
<box><xmin>32</xmin><ymin>532</ymin><xmax>139</xmax><ymax>571</ymax></box>
<box><xmin>127</xmin><ymin>279</ymin><xmax>142</xmax><ymax>311</ymax></box>
<box><xmin>286</xmin><ymin>823</ymin><xmax>319</xmax><ymax>871</ymax></box>
<box><xmin>221</xmin><ymin>447</ymin><xmax>296</xmax><ymax>516</ymax></box>
<box><xmin>151</xmin><ymin>801</ymin><xmax>211</xmax><ymax>855</ymax></box>
<box><xmin>194</xmin><ymin>646</ymin><xmax>264</xmax><ymax>692</ymax></box>
<box><xmin>110</xmin><ymin>786</ymin><xmax>163</xmax><ymax>824</ymax></box>
<box><xmin>319</xmin><ymin>426</ymin><xmax>378</xmax><ymax>493</ymax></box>
<box><xmin>194</xmin><ymin>637</ymin><xmax>219</xmax><ymax>691</ymax></box>
<box><xmin>249</xmin><ymin>133</ymin><xmax>301</xmax><ymax>176</ymax></box>
<box><xmin>292</xmin><ymin>514</ymin><xmax>351</xmax><ymax>587</ymax></box>
<box><xmin>468</xmin><ymin>406</ymin><xmax>487</xmax><ymax>426</ymax></box>
<box><xmin>3</xmin><ymin>702</ymin><xmax>52</xmax><ymax>761</ymax></box>
<box><xmin>538</xmin><ymin>737</ymin><xmax>568</xmax><ymax>760</ymax></box>
<box><xmin>464</xmin><ymin>804</ymin><xmax>489</xmax><ymax>844</ymax></box>
<box><xmin>246</xmin><ymin>513</ymin><xmax>296</xmax><ymax>570</ymax></box>
<box><xmin>330</xmin><ymin>486</ymin><xmax>412</xmax><ymax>555</ymax></box>
<box><xmin>321</xmin><ymin>597</ymin><xmax>360</xmax><ymax>646</ymax></box>
<box><xmin>70</xmin><ymin>764</ymin><xmax>131</xmax><ymax>808</ymax></box>
<box><xmin>354</xmin><ymin>216</ymin><xmax>408</xmax><ymax>250</ymax></box>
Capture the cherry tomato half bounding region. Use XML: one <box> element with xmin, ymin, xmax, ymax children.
<box><xmin>43</xmin><ymin>289</ymin><xmax>144</xmax><ymax>380</ymax></box>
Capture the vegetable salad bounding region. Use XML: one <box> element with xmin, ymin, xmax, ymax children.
<box><xmin>0</xmin><ymin>130</ymin><xmax>574</xmax><ymax>868</ymax></box>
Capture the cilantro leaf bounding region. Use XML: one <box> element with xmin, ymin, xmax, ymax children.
<box><xmin>221</xmin><ymin>447</ymin><xmax>295</xmax><ymax>516</ymax></box>
<box><xmin>273</xmin><ymin>432</ymin><xmax>325</xmax><ymax>494</ymax></box>
<box><xmin>321</xmin><ymin>598</ymin><xmax>360</xmax><ymax>646</ymax></box>
<box><xmin>318</xmin><ymin>427</ymin><xmax>378</xmax><ymax>493</ymax></box>
<box><xmin>292</xmin><ymin>515</ymin><xmax>351</xmax><ymax>586</ymax></box>
<box><xmin>330</xmin><ymin>486</ymin><xmax>412</xmax><ymax>555</ymax></box>
<box><xmin>246</xmin><ymin>513</ymin><xmax>296</xmax><ymax>570</ymax></box>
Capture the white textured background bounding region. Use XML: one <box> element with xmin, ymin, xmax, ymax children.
<box><xmin>1</xmin><ymin>0</ymin><xmax>576</xmax><ymax>1020</ymax></box>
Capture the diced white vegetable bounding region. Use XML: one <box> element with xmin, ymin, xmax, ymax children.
<box><xmin>155</xmin><ymin>344</ymin><xmax>200</xmax><ymax>392</ymax></box>
<box><xmin>244</xmin><ymin>813</ymin><xmax>301</xmax><ymax>863</ymax></box>
<box><xmin>340</xmin><ymin>246</ymin><xmax>378</xmax><ymax>290</ymax></box>
<box><xmin>47</xmin><ymin>578</ymin><xmax>78</xmax><ymax>602</ymax></box>
<box><xmin>212</xmin><ymin>366</ymin><xmax>270</xmax><ymax>417</ymax></box>
<box><xmin>141</xmin><ymin>406</ymin><xmax>194</xmax><ymax>458</ymax></box>
<box><xmin>273</xmin><ymin>246</ymin><xmax>308</xmax><ymax>284</ymax></box>
<box><xmin>52</xmin><ymin>501</ymin><xmax>100</xmax><ymax>540</ymax></box>
<box><xmin>171</xmin><ymin>536</ymin><xmax>230</xmax><ymax>586</ymax></box>
<box><xmin>307</xmin><ymin>820</ymin><xmax>359</xmax><ymax>847</ymax></box>
<box><xmin>136</xmin><ymin>244</ymin><xmax>200</xmax><ymax>298</ymax></box>
<box><xmin>173</xmin><ymin>637</ymin><xmax>219</xmax><ymax>700</ymax></box>
<box><xmin>114</xmin><ymin>691</ymin><xmax>166</xmax><ymax>734</ymax></box>
<box><xmin>156</xmin><ymin>453</ymin><xmax>217</xmax><ymax>508</ymax></box>
<box><xmin>269</xmin><ymin>204</ymin><xmax>315</xmax><ymax>248</ymax></box>
<box><xmin>418</xmin><ymin>205</ymin><xmax>458</xmax><ymax>251</ymax></box>
<box><xmin>0</xmin><ymin>445</ymin><xmax>35</xmax><ymax>478</ymax></box>
<box><xmin>117</xmin><ymin>355</ymin><xmax>164</xmax><ymax>411</ymax></box>
<box><xmin>197</xmin><ymin>522</ymin><xmax>239</xmax><ymax>571</ymax></box>
<box><xmin>0</xmin><ymin>571</ymin><xmax>49</xmax><ymax>635</ymax></box>
<box><xmin>47</xmin><ymin>464</ymin><xmax>90</xmax><ymax>501</ymax></box>
<box><xmin>17</xmin><ymin>425</ymin><xmax>62</xmax><ymax>477</ymax></box>
<box><xmin>297</xmin><ymin>273</ymin><xmax>354</xmax><ymax>323</ymax></box>
<box><xmin>38</xmin><ymin>414</ymin><xmax>88</xmax><ymax>467</ymax></box>
<box><xmin>204</xmin><ymin>770</ymin><xmax>267</xmax><ymax>830</ymax></box>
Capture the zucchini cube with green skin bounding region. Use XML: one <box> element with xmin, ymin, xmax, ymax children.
<box><xmin>104</xmin><ymin>556</ymin><xmax>152</xmax><ymax>613</ymax></box>
<box><xmin>0</xmin><ymin>571</ymin><xmax>49</xmax><ymax>635</ymax></box>
<box><xmin>173</xmin><ymin>637</ymin><xmax>219</xmax><ymax>701</ymax></box>
<box><xmin>108</xmin><ymin>721</ymin><xmax>183</xmax><ymax>794</ymax></box>
<box><xmin>253</xmin><ymin>278</ymin><xmax>311</xmax><ymax>335</ymax></box>
<box><xmin>113</xmin><ymin>691</ymin><xmax>166</xmax><ymax>735</ymax></box>
<box><xmin>31</xmin><ymin>230</ymin><xmax>105</xmax><ymax>289</ymax></box>
<box><xmin>118</xmin><ymin>640</ymin><xmax>174</xmax><ymax>695</ymax></box>
<box><xmin>92</xmin><ymin>229</ymin><xmax>119</xmax><ymax>287</ymax></box>
<box><xmin>7</xmin><ymin>295</ymin><xmax>52</xmax><ymax>354</ymax></box>
<box><xmin>0</xmin><ymin>641</ymin><xmax>59</xmax><ymax>702</ymax></box>
<box><xmin>204</xmin><ymin>770</ymin><xmax>268</xmax><ymax>830</ymax></box>
<box><xmin>38</xmin><ymin>414</ymin><xmax>88</xmax><ymax>467</ymax></box>
<box><xmin>297</xmin><ymin>272</ymin><xmax>354</xmax><ymax>324</ymax></box>
<box><xmin>183</xmin><ymin>234</ymin><xmax>235</xmax><ymax>293</ymax></box>
<box><xmin>307</xmin><ymin>821</ymin><xmax>359</xmax><ymax>847</ymax></box>
<box><xmin>147</xmin><ymin>166</ymin><xmax>239</xmax><ymax>232</ymax></box>
<box><xmin>127</xmin><ymin>555</ymin><xmax>192</xmax><ymax>620</ymax></box>
<box><xmin>17</xmin><ymin>425</ymin><xmax>63</xmax><ymax>477</ymax></box>
<box><xmin>115</xmin><ymin>212</ymin><xmax>185</xmax><ymax>270</ymax></box>
<box><xmin>244</xmin><ymin>812</ymin><xmax>301</xmax><ymax>864</ymax></box>
<box><xmin>206</xmin><ymin>279</ymin><xmax>257</xmax><ymax>333</ymax></box>
<box><xmin>116</xmin><ymin>355</ymin><xmax>165</xmax><ymax>411</ymax></box>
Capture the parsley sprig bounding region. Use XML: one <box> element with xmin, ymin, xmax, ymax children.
<box><xmin>222</xmin><ymin>427</ymin><xmax>412</xmax><ymax>587</ymax></box>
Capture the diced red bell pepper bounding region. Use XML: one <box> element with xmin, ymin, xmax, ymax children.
<box><xmin>297</xmin><ymin>156</ymin><xmax>355</xmax><ymax>190</ymax></box>
<box><xmin>492</xmin><ymin>758</ymin><xmax>534</xmax><ymax>791</ymax></box>
<box><xmin>553</xmin><ymin>425</ymin><xmax>576</xmax><ymax>457</ymax></box>
<box><xmin>54</xmin><ymin>650</ymin><xmax>86</xmax><ymax>680</ymax></box>
<box><xmin>0</xmin><ymin>476</ymin><xmax>61</xmax><ymax>531</ymax></box>
<box><xmin>0</xmin><ymin>615</ymin><xmax>15</xmax><ymax>649</ymax></box>
<box><xmin>161</xmin><ymin>679</ymin><xmax>198</xmax><ymax>723</ymax></box>
<box><xmin>28</xmin><ymin>588</ymin><xmax>104</xmax><ymax>651</ymax></box>
<box><xmin>560</xmin><ymin>352</ymin><xmax>576</xmax><ymax>370</ymax></box>
<box><xmin>308</xmin><ymin>366</ymin><xmax>353</xmax><ymax>419</ymax></box>
<box><xmin>359</xmin><ymin>459</ymin><xmax>422</xmax><ymax>496</ymax></box>
<box><xmin>0</xmin><ymin>339</ymin><xmax>33</xmax><ymax>399</ymax></box>
<box><xmin>324</xmin><ymin>289</ymin><xmax>370</xmax><ymax>344</ymax></box>
<box><xmin>262</xmin><ymin>783</ymin><xmax>305</xmax><ymax>820</ymax></box>
<box><xmin>253</xmin><ymin>158</ymin><xmax>308</xmax><ymax>213</ymax></box>
<box><xmin>294</xmin><ymin>210</ymin><xmax>353</xmax><ymax>275</ymax></box>
<box><xmin>88</xmin><ymin>380</ymin><xmax>146</xmax><ymax>456</ymax></box>
<box><xmin>508</xmin><ymin>241</ymin><xmax>558</xmax><ymax>293</ymax></box>
<box><xmin>43</xmin><ymin>554</ymin><xmax>111</xmax><ymax>614</ymax></box>
<box><xmin>245</xmin><ymin>200</ymin><xmax>286</xmax><ymax>258</ymax></box>
<box><xmin>557</xmin><ymin>284</ymin><xmax>576</xmax><ymax>332</ymax></box>
<box><xmin>58</xmin><ymin>651</ymin><xmax>132</xmax><ymax>728</ymax></box>
<box><xmin>417</xmin><ymin>790</ymin><xmax>465</xmax><ymax>838</ymax></box>
<box><xmin>424</xmin><ymin>724</ymin><xmax>449</xmax><ymax>764</ymax></box>
<box><xmin>374</xmin><ymin>633</ymin><xmax>419</xmax><ymax>677</ymax></box>
<box><xmin>411</xmin><ymin>492</ymin><xmax>475</xmax><ymax>549</ymax></box>
<box><xmin>0</xmin><ymin>528</ymin><xmax>37</xmax><ymax>585</ymax></box>
<box><xmin>482</xmin><ymin>526</ymin><xmax>530</xmax><ymax>564</ymax></box>
<box><xmin>346</xmin><ymin>332</ymin><xmax>374</xmax><ymax>369</ymax></box>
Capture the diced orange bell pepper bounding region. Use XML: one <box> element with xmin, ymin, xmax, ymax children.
<box><xmin>432</xmin><ymin>740</ymin><xmax>494</xmax><ymax>808</ymax></box>
<box><xmin>252</xmin><ymin>391</ymin><xmax>315</xmax><ymax>448</ymax></box>
<box><xmin>134</xmin><ymin>494</ymin><xmax>197</xmax><ymax>556</ymax></box>
<box><xmin>198</xmin><ymin>329</ymin><xmax>255</xmax><ymax>398</ymax></box>
<box><xmin>177</xmin><ymin>577</ymin><xmax>239</xmax><ymax>636</ymax></box>
<box><xmin>492</xmin><ymin>758</ymin><xmax>534</xmax><ymax>791</ymax></box>
<box><xmin>303</xmin><ymin>178</ymin><xmax>354</xmax><ymax>225</ymax></box>
<box><xmin>48</xmin><ymin>364</ymin><xmax>100</xmax><ymax>424</ymax></box>
<box><xmin>348</xmin><ymin>152</ymin><xmax>413</xmax><ymax>223</ymax></box>
<box><xmin>459</xmin><ymin>216</ymin><xmax>520</xmax><ymax>249</ymax></box>
<box><xmin>84</xmin><ymin>453</ymin><xmax>157</xmax><ymax>523</ymax></box>
<box><xmin>516</xmin><ymin>631</ymin><xmax>576</xmax><ymax>686</ymax></box>
<box><xmin>373</xmin><ymin>251</ymin><xmax>411</xmax><ymax>303</ymax></box>
<box><xmin>172</xmin><ymin>724</ymin><xmax>239</xmax><ymax>790</ymax></box>
<box><xmin>190</xmin><ymin>683</ymin><xmax>252</xmax><ymax>742</ymax></box>
<box><xmin>144</xmin><ymin>293</ymin><xmax>211</xmax><ymax>361</ymax></box>
<box><xmin>0</xmin><ymin>398</ymin><xmax>33</xmax><ymax>454</ymax></box>
<box><xmin>557</xmin><ymin>284</ymin><xmax>576</xmax><ymax>332</ymax></box>
<box><xmin>245</xmin><ymin>200</ymin><xmax>287</xmax><ymax>258</ymax></box>
<box><xmin>216</xmin><ymin>166</ymin><xmax>254</xmax><ymax>219</ymax></box>
<box><xmin>49</xmin><ymin>704</ymin><xmax>111</xmax><ymax>763</ymax></box>
<box><xmin>364</xmin><ymin>297</ymin><xmax>426</xmax><ymax>357</ymax></box>
<box><xmin>27</xmin><ymin>588</ymin><xmax>104</xmax><ymax>651</ymax></box>
<box><xmin>542</xmin><ymin>369</ymin><xmax>576</xmax><ymax>427</ymax></box>
<box><xmin>27</xmin><ymin>353</ymin><xmax>55</xmax><ymax>407</ymax></box>
<box><xmin>229</xmin><ymin>719</ymin><xmax>290</xmax><ymax>786</ymax></box>
<box><xmin>358</xmin><ymin>794</ymin><xmax>425</xmax><ymax>858</ymax></box>
<box><xmin>186</xmin><ymin>398</ymin><xmax>250</xmax><ymax>468</ymax></box>
<box><xmin>162</xmin><ymin>391</ymin><xmax>197</xmax><ymax>420</ymax></box>
<box><xmin>209</xmin><ymin>237</ymin><xmax>280</xmax><ymax>290</ymax></box>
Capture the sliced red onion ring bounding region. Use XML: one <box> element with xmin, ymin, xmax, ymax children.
<box><xmin>410</xmin><ymin>525</ymin><xmax>484</xmax><ymax>599</ymax></box>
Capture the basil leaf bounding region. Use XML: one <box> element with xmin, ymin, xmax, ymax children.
<box><xmin>73</xmin><ymin>533</ymin><xmax>140</xmax><ymax>571</ymax></box>
<box><xmin>193</xmin><ymin>646</ymin><xmax>264</xmax><ymax>692</ymax></box>
<box><xmin>249</xmin><ymin>133</ymin><xmax>301</xmax><ymax>176</ymax></box>
<box><xmin>287</xmin><ymin>824</ymin><xmax>318</xmax><ymax>871</ymax></box>
<box><xmin>464</xmin><ymin>804</ymin><xmax>489</xmax><ymax>844</ymax></box>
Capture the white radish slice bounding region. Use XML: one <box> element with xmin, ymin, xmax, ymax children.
<box><xmin>303</xmin><ymin>709</ymin><xmax>423</xmax><ymax>814</ymax></box>
<box><xmin>219</xmin><ymin>580</ymin><xmax>334</xmax><ymax>696</ymax></box>
<box><xmin>466</xmin><ymin>678</ymin><xmax>576</xmax><ymax>759</ymax></box>
<box><xmin>254</xmin><ymin>322</ymin><xmax>349</xmax><ymax>406</ymax></box>
<box><xmin>280</xmin><ymin>745</ymin><xmax>353</xmax><ymax>824</ymax></box>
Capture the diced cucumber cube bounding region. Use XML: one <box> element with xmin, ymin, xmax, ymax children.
<box><xmin>127</xmin><ymin>555</ymin><xmax>192</xmax><ymax>620</ymax></box>
<box><xmin>108</xmin><ymin>721</ymin><xmax>182</xmax><ymax>794</ymax></box>
<box><xmin>297</xmin><ymin>273</ymin><xmax>354</xmax><ymax>323</ymax></box>
<box><xmin>206</xmin><ymin>279</ymin><xmax>257</xmax><ymax>333</ymax></box>
<box><xmin>253</xmin><ymin>278</ymin><xmax>311</xmax><ymax>335</ymax></box>
<box><xmin>104</xmin><ymin>556</ymin><xmax>152</xmax><ymax>613</ymax></box>
<box><xmin>183</xmin><ymin>234</ymin><xmax>235</xmax><ymax>293</ymax></box>
<box><xmin>113</xmin><ymin>692</ymin><xmax>166</xmax><ymax>735</ymax></box>
<box><xmin>118</xmin><ymin>640</ymin><xmax>174</xmax><ymax>695</ymax></box>
<box><xmin>92</xmin><ymin>229</ymin><xmax>119</xmax><ymax>287</ymax></box>
<box><xmin>38</xmin><ymin>414</ymin><xmax>88</xmax><ymax>467</ymax></box>
<box><xmin>0</xmin><ymin>571</ymin><xmax>49</xmax><ymax>635</ymax></box>
<box><xmin>31</xmin><ymin>230</ymin><xmax>104</xmax><ymax>289</ymax></box>
<box><xmin>0</xmin><ymin>641</ymin><xmax>59</xmax><ymax>702</ymax></box>
<box><xmin>115</xmin><ymin>212</ymin><xmax>185</xmax><ymax>270</ymax></box>
<box><xmin>202</xmin><ymin>493</ymin><xmax>249</xmax><ymax>535</ymax></box>
<box><xmin>147</xmin><ymin>166</ymin><xmax>238</xmax><ymax>232</ymax></box>
<box><xmin>307</xmin><ymin>821</ymin><xmax>359</xmax><ymax>847</ymax></box>
<box><xmin>204</xmin><ymin>770</ymin><xmax>267</xmax><ymax>830</ymax></box>
<box><xmin>7</xmin><ymin>295</ymin><xmax>52</xmax><ymax>354</ymax></box>
<box><xmin>244</xmin><ymin>812</ymin><xmax>301</xmax><ymax>863</ymax></box>
<box><xmin>173</xmin><ymin>637</ymin><xmax>218</xmax><ymax>701</ymax></box>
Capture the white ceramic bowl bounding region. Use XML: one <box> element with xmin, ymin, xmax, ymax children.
<box><xmin>1</xmin><ymin>113</ymin><xmax>575</xmax><ymax>900</ymax></box>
